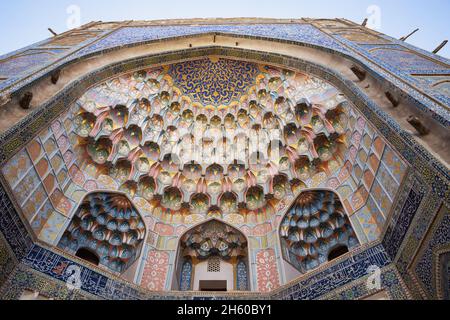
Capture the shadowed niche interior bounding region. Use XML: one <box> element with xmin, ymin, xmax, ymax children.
<box><xmin>58</xmin><ymin>192</ymin><xmax>146</xmax><ymax>275</ymax></box>
<box><xmin>174</xmin><ymin>219</ymin><xmax>249</xmax><ymax>292</ymax></box>
<box><xmin>280</xmin><ymin>189</ymin><xmax>359</xmax><ymax>274</ymax></box>
<box><xmin>75</xmin><ymin>248</ymin><xmax>100</xmax><ymax>266</ymax></box>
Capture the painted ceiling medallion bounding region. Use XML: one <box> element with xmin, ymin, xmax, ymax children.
<box><xmin>169</xmin><ymin>57</ymin><xmax>260</xmax><ymax>108</ymax></box>
<box><xmin>71</xmin><ymin>57</ymin><xmax>350</xmax><ymax>219</ymax></box>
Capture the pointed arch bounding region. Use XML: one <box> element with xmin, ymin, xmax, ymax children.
<box><xmin>172</xmin><ymin>218</ymin><xmax>252</xmax><ymax>291</ymax></box>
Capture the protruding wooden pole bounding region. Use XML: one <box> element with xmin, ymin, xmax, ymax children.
<box><xmin>51</xmin><ymin>70</ymin><xmax>61</xmax><ymax>84</ymax></box>
<box><xmin>407</xmin><ymin>116</ymin><xmax>430</xmax><ymax>136</ymax></box>
<box><xmin>432</xmin><ymin>40</ymin><xmax>448</xmax><ymax>54</ymax></box>
<box><xmin>350</xmin><ymin>66</ymin><xmax>367</xmax><ymax>81</ymax></box>
<box><xmin>48</xmin><ymin>28</ymin><xmax>58</xmax><ymax>36</ymax></box>
<box><xmin>399</xmin><ymin>28</ymin><xmax>419</xmax><ymax>41</ymax></box>
<box><xmin>385</xmin><ymin>92</ymin><xmax>399</xmax><ymax>107</ymax></box>
<box><xmin>19</xmin><ymin>92</ymin><xmax>33</xmax><ymax>110</ymax></box>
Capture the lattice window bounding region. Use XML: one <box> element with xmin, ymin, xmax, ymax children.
<box><xmin>207</xmin><ymin>256</ymin><xmax>221</xmax><ymax>272</ymax></box>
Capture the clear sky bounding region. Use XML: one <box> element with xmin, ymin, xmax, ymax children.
<box><xmin>1</xmin><ymin>0</ymin><xmax>449</xmax><ymax>58</ymax></box>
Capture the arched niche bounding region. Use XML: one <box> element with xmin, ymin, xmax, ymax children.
<box><xmin>279</xmin><ymin>189</ymin><xmax>359</xmax><ymax>274</ymax></box>
<box><xmin>58</xmin><ymin>192</ymin><xmax>146</xmax><ymax>276</ymax></box>
<box><xmin>172</xmin><ymin>219</ymin><xmax>250</xmax><ymax>292</ymax></box>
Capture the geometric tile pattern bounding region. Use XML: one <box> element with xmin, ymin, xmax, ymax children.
<box><xmin>0</xmin><ymin>49</ymin><xmax>66</xmax><ymax>77</ymax></box>
<box><xmin>319</xmin><ymin>265</ymin><xmax>410</xmax><ymax>300</ymax></box>
<box><xmin>0</xmin><ymin>181</ymin><xmax>34</xmax><ymax>260</ymax></box>
<box><xmin>368</xmin><ymin>48</ymin><xmax>450</xmax><ymax>73</ymax></box>
<box><xmin>1</xmin><ymin>114</ymin><xmax>77</xmax><ymax>243</ymax></box>
<box><xmin>415</xmin><ymin>205</ymin><xmax>450</xmax><ymax>298</ymax></box>
<box><xmin>0</xmin><ymin>234</ymin><xmax>17</xmax><ymax>289</ymax></box>
<box><xmin>339</xmin><ymin>106</ymin><xmax>408</xmax><ymax>241</ymax></box>
<box><xmin>383</xmin><ymin>177</ymin><xmax>426</xmax><ymax>260</ymax></box>
<box><xmin>21</xmin><ymin>245</ymin><xmax>146</xmax><ymax>299</ymax></box>
<box><xmin>444</xmin><ymin>255</ymin><xmax>450</xmax><ymax>300</ymax></box>
<box><xmin>179</xmin><ymin>259</ymin><xmax>193</xmax><ymax>291</ymax></box>
<box><xmin>236</xmin><ymin>259</ymin><xmax>249</xmax><ymax>291</ymax></box>
<box><xmin>77</xmin><ymin>24</ymin><xmax>346</xmax><ymax>58</ymax></box>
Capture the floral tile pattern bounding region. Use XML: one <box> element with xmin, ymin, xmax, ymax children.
<box><xmin>140</xmin><ymin>250</ymin><xmax>170</xmax><ymax>291</ymax></box>
<box><xmin>256</xmin><ymin>249</ymin><xmax>280</xmax><ymax>292</ymax></box>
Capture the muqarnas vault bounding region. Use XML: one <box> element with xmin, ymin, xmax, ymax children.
<box><xmin>0</xmin><ymin>18</ymin><xmax>448</xmax><ymax>300</ymax></box>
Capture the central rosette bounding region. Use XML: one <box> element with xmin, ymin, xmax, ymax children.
<box><xmin>170</xmin><ymin>57</ymin><xmax>259</xmax><ymax>107</ymax></box>
<box><xmin>71</xmin><ymin>57</ymin><xmax>349</xmax><ymax>218</ymax></box>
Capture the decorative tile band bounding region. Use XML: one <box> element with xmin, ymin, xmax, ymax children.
<box><xmin>319</xmin><ymin>265</ymin><xmax>410</xmax><ymax>300</ymax></box>
<box><xmin>273</xmin><ymin>244</ymin><xmax>391</xmax><ymax>300</ymax></box>
<box><xmin>383</xmin><ymin>176</ymin><xmax>426</xmax><ymax>259</ymax></box>
<box><xmin>0</xmin><ymin>177</ymin><xmax>34</xmax><ymax>260</ymax></box>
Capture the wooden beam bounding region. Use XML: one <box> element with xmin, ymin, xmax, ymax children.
<box><xmin>399</xmin><ymin>28</ymin><xmax>419</xmax><ymax>41</ymax></box>
<box><xmin>432</xmin><ymin>40</ymin><xmax>448</xmax><ymax>54</ymax></box>
<box><xmin>48</xmin><ymin>28</ymin><xmax>58</xmax><ymax>36</ymax></box>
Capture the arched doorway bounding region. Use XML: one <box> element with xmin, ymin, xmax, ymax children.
<box><xmin>279</xmin><ymin>189</ymin><xmax>359</xmax><ymax>274</ymax></box>
<box><xmin>174</xmin><ymin>219</ymin><xmax>249</xmax><ymax>292</ymax></box>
